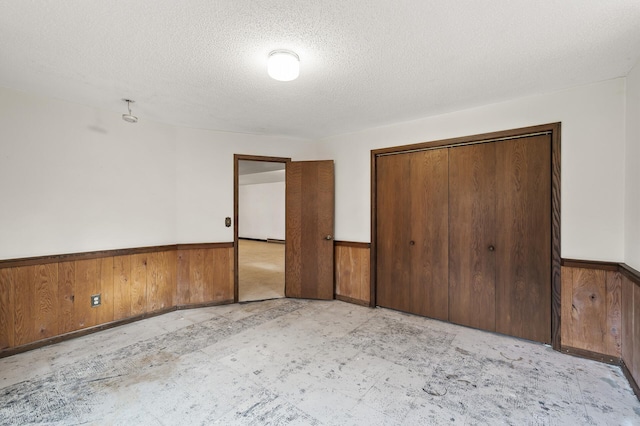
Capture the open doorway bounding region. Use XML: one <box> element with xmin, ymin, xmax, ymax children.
<box><xmin>235</xmin><ymin>156</ymin><xmax>289</xmax><ymax>302</ymax></box>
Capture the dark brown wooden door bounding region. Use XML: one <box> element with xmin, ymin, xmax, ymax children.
<box><xmin>495</xmin><ymin>135</ymin><xmax>551</xmax><ymax>343</ymax></box>
<box><xmin>448</xmin><ymin>143</ymin><xmax>497</xmax><ymax>331</ymax></box>
<box><xmin>376</xmin><ymin>150</ymin><xmax>449</xmax><ymax>320</ymax></box>
<box><xmin>285</xmin><ymin>160</ymin><xmax>335</xmax><ymax>300</ymax></box>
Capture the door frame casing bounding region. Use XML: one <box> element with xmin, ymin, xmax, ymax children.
<box><xmin>370</xmin><ymin>122</ymin><xmax>562</xmax><ymax>350</ymax></box>
<box><xmin>233</xmin><ymin>154</ymin><xmax>291</xmax><ymax>303</ymax></box>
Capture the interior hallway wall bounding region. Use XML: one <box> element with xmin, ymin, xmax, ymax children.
<box><xmin>239</xmin><ymin>181</ymin><xmax>285</xmax><ymax>241</ymax></box>
<box><xmin>316</xmin><ymin>79</ymin><xmax>627</xmax><ymax>262</ymax></box>
<box><xmin>0</xmin><ymin>86</ymin><xmax>316</xmax><ymax>260</ymax></box>
<box><xmin>625</xmin><ymin>61</ymin><xmax>640</xmax><ymax>271</ymax></box>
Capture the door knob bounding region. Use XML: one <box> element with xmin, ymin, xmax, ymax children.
<box><xmin>325</xmin><ymin>235</ymin><xmax>333</xmax><ymax>240</ymax></box>
<box><xmin>488</xmin><ymin>245</ymin><xmax>495</xmax><ymax>252</ymax></box>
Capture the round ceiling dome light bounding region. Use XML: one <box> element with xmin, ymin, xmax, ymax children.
<box><xmin>267</xmin><ymin>50</ymin><xmax>300</xmax><ymax>81</ymax></box>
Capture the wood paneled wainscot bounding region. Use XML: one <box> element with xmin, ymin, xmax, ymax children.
<box><xmin>561</xmin><ymin>259</ymin><xmax>640</xmax><ymax>398</ymax></box>
<box><xmin>334</xmin><ymin>241</ymin><xmax>371</xmax><ymax>306</ymax></box>
<box><xmin>0</xmin><ymin>243</ymin><xmax>234</xmax><ymax>357</ymax></box>
<box><xmin>176</xmin><ymin>244</ymin><xmax>234</xmax><ymax>307</ymax></box>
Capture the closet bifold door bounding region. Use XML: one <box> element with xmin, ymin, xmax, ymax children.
<box><xmin>495</xmin><ymin>134</ymin><xmax>551</xmax><ymax>343</ymax></box>
<box><xmin>448</xmin><ymin>143</ymin><xmax>497</xmax><ymax>331</ymax></box>
<box><xmin>376</xmin><ymin>149</ymin><xmax>449</xmax><ymax>320</ymax></box>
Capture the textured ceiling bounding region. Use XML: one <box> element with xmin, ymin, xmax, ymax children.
<box><xmin>1</xmin><ymin>1</ymin><xmax>639</xmax><ymax>140</ymax></box>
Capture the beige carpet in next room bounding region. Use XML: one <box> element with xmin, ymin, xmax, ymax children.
<box><xmin>238</xmin><ymin>239</ymin><xmax>285</xmax><ymax>302</ymax></box>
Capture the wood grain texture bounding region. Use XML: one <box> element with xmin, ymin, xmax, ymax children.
<box><xmin>335</xmin><ymin>245</ymin><xmax>370</xmax><ymax>304</ymax></box>
<box><xmin>176</xmin><ymin>250</ymin><xmax>191</xmax><ymax>305</ymax></box>
<box><xmin>285</xmin><ymin>161</ymin><xmax>335</xmax><ymax>300</ymax></box>
<box><xmin>130</xmin><ymin>254</ymin><xmax>147</xmax><ymax>316</ymax></box>
<box><xmin>622</xmin><ymin>274</ymin><xmax>634</xmax><ymax>375</ymax></box>
<box><xmin>495</xmin><ymin>134</ymin><xmax>551</xmax><ymax>344</ymax></box>
<box><xmin>74</xmin><ymin>259</ymin><xmax>98</xmax><ymax>330</ymax></box>
<box><xmin>562</xmin><ymin>266</ymin><xmax>623</xmax><ymax>358</ymax></box>
<box><xmin>605</xmin><ymin>271</ymin><xmax>622</xmax><ymax>357</ymax></box>
<box><xmin>58</xmin><ymin>261</ymin><xmax>75</xmax><ymax>334</ymax></box>
<box><xmin>113</xmin><ymin>256</ymin><xmax>132</xmax><ymax>321</ymax></box>
<box><xmin>2</xmin><ymin>244</ymin><xmax>230</xmax><ymax>352</ymax></box>
<box><xmin>409</xmin><ymin>150</ymin><xmax>449</xmax><ymax>320</ymax></box>
<box><xmin>34</xmin><ymin>264</ymin><xmax>58</xmax><ymax>340</ymax></box>
<box><xmin>376</xmin><ymin>152</ymin><xmax>412</xmax><ymax>314</ymax></box>
<box><xmin>0</xmin><ymin>268</ymin><xmax>16</xmax><ymax>349</ymax></box>
<box><xmin>567</xmin><ymin>268</ymin><xmax>607</xmax><ymax>354</ymax></box>
<box><xmin>96</xmin><ymin>257</ymin><xmax>114</xmax><ymax>325</ymax></box>
<box><xmin>13</xmin><ymin>267</ymin><xmax>35</xmax><ymax>346</ymax></box>
<box><xmin>147</xmin><ymin>251</ymin><xmax>175</xmax><ymax>312</ymax></box>
<box><xmin>550</xmin><ymin>123</ymin><xmax>562</xmax><ymax>350</ymax></box>
<box><xmin>188</xmin><ymin>249</ymin><xmax>205</xmax><ymax>304</ymax></box>
<box><xmin>213</xmin><ymin>248</ymin><xmax>234</xmax><ymax>301</ymax></box>
<box><xmin>376</xmin><ymin>150</ymin><xmax>449</xmax><ymax>320</ymax></box>
<box><xmin>448</xmin><ymin>142</ymin><xmax>496</xmax><ymax>331</ymax></box>
<box><xmin>203</xmin><ymin>248</ymin><xmax>216</xmax><ymax>301</ymax></box>
<box><xmin>561</xmin><ymin>267</ymin><xmax>574</xmax><ymax>347</ymax></box>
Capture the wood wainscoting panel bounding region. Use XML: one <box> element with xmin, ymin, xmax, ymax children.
<box><xmin>335</xmin><ymin>243</ymin><xmax>370</xmax><ymax>304</ymax></box>
<box><xmin>13</xmin><ymin>266</ymin><xmax>36</xmax><ymax>346</ymax></box>
<box><xmin>130</xmin><ymin>254</ymin><xmax>148</xmax><ymax>317</ymax></box>
<box><xmin>622</xmin><ymin>274</ymin><xmax>635</xmax><ymax>377</ymax></box>
<box><xmin>74</xmin><ymin>259</ymin><xmax>99</xmax><ymax>330</ymax></box>
<box><xmin>97</xmin><ymin>257</ymin><xmax>115</xmax><ymax>325</ymax></box>
<box><xmin>605</xmin><ymin>271</ymin><xmax>622</xmax><ymax>358</ymax></box>
<box><xmin>0</xmin><ymin>268</ymin><xmax>16</xmax><ymax>349</ymax></box>
<box><xmin>34</xmin><ymin>263</ymin><xmax>59</xmax><ymax>341</ymax></box>
<box><xmin>561</xmin><ymin>266</ymin><xmax>622</xmax><ymax>358</ymax></box>
<box><xmin>176</xmin><ymin>250</ymin><xmax>191</xmax><ymax>305</ymax></box>
<box><xmin>177</xmin><ymin>246</ymin><xmax>234</xmax><ymax>306</ymax></box>
<box><xmin>113</xmin><ymin>255</ymin><xmax>132</xmax><ymax>321</ymax></box>
<box><xmin>212</xmin><ymin>247</ymin><xmax>234</xmax><ymax>302</ymax></box>
<box><xmin>1</xmin><ymin>242</ymin><xmax>231</xmax><ymax>356</ymax></box>
<box><xmin>58</xmin><ymin>261</ymin><xmax>76</xmax><ymax>334</ymax></box>
<box><xmin>146</xmin><ymin>251</ymin><xmax>176</xmax><ymax>312</ymax></box>
<box><xmin>188</xmin><ymin>249</ymin><xmax>206</xmax><ymax>304</ymax></box>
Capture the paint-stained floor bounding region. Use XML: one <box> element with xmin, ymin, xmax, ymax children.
<box><xmin>0</xmin><ymin>299</ymin><xmax>638</xmax><ymax>425</ymax></box>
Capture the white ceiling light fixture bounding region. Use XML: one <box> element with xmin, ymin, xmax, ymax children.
<box><xmin>121</xmin><ymin>99</ymin><xmax>138</xmax><ymax>123</ymax></box>
<box><xmin>267</xmin><ymin>50</ymin><xmax>300</xmax><ymax>82</ymax></box>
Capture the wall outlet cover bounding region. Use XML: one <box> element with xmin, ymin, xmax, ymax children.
<box><xmin>91</xmin><ymin>294</ymin><xmax>101</xmax><ymax>307</ymax></box>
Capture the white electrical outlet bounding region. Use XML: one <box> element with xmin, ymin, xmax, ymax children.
<box><xmin>91</xmin><ymin>294</ymin><xmax>101</xmax><ymax>307</ymax></box>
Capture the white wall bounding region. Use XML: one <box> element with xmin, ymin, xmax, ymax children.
<box><xmin>239</xmin><ymin>181</ymin><xmax>285</xmax><ymax>240</ymax></box>
<box><xmin>175</xmin><ymin>129</ymin><xmax>314</xmax><ymax>244</ymax></box>
<box><xmin>317</xmin><ymin>79</ymin><xmax>627</xmax><ymax>262</ymax></box>
<box><xmin>0</xmin><ymin>86</ymin><xmax>317</xmax><ymax>259</ymax></box>
<box><xmin>626</xmin><ymin>62</ymin><xmax>640</xmax><ymax>270</ymax></box>
<box><xmin>0</xmin><ymin>87</ymin><xmax>177</xmax><ymax>258</ymax></box>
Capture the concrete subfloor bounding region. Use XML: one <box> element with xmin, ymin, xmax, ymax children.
<box><xmin>0</xmin><ymin>299</ymin><xmax>638</xmax><ymax>425</ymax></box>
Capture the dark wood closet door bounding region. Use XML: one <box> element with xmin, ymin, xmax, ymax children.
<box><xmin>376</xmin><ymin>154</ymin><xmax>411</xmax><ymax>312</ymax></box>
<box><xmin>495</xmin><ymin>135</ymin><xmax>551</xmax><ymax>343</ymax></box>
<box><xmin>376</xmin><ymin>150</ymin><xmax>449</xmax><ymax>320</ymax></box>
<box><xmin>448</xmin><ymin>143</ymin><xmax>496</xmax><ymax>331</ymax></box>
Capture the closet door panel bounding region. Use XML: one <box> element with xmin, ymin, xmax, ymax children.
<box><xmin>408</xmin><ymin>150</ymin><xmax>449</xmax><ymax>320</ymax></box>
<box><xmin>376</xmin><ymin>154</ymin><xmax>412</xmax><ymax>312</ymax></box>
<box><xmin>495</xmin><ymin>135</ymin><xmax>551</xmax><ymax>343</ymax></box>
<box><xmin>376</xmin><ymin>149</ymin><xmax>449</xmax><ymax>320</ymax></box>
<box><xmin>449</xmin><ymin>143</ymin><xmax>496</xmax><ymax>331</ymax></box>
